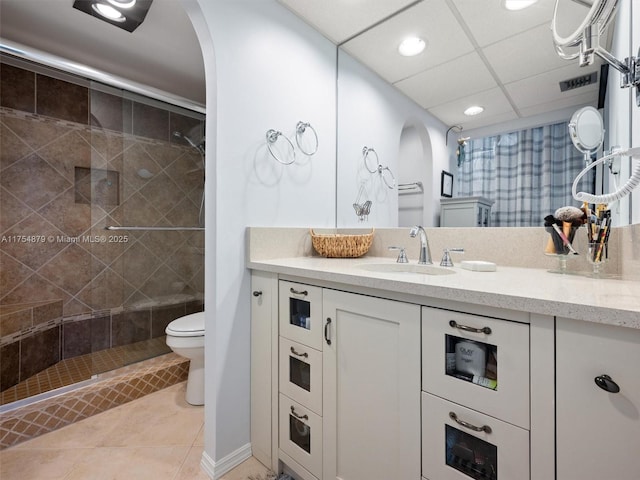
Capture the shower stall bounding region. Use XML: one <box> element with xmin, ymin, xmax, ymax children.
<box><xmin>0</xmin><ymin>56</ymin><xmax>205</xmax><ymax>409</ymax></box>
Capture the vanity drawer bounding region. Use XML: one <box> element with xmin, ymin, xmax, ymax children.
<box><xmin>279</xmin><ymin>281</ymin><xmax>324</xmax><ymax>350</ymax></box>
<box><xmin>422</xmin><ymin>392</ymin><xmax>529</xmax><ymax>480</ymax></box>
<box><xmin>279</xmin><ymin>394</ymin><xmax>323</xmax><ymax>479</ymax></box>
<box><xmin>422</xmin><ymin>307</ymin><xmax>530</xmax><ymax>429</ymax></box>
<box><xmin>279</xmin><ymin>337</ymin><xmax>322</xmax><ymax>415</ymax></box>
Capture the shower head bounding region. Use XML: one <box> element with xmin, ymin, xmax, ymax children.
<box><xmin>173</xmin><ymin>130</ymin><xmax>205</xmax><ymax>157</ymax></box>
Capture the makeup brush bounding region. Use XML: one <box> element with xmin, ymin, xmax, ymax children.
<box><xmin>555</xmin><ymin>206</ymin><xmax>586</xmax><ymax>226</ymax></box>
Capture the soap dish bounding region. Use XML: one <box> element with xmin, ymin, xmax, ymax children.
<box><xmin>460</xmin><ymin>260</ymin><xmax>497</xmax><ymax>272</ymax></box>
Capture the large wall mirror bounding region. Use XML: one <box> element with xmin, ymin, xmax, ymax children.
<box><xmin>316</xmin><ymin>0</ymin><xmax>634</xmax><ymax>228</ymax></box>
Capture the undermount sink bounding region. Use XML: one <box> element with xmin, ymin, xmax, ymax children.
<box><xmin>357</xmin><ymin>263</ymin><xmax>456</xmax><ymax>276</ymax></box>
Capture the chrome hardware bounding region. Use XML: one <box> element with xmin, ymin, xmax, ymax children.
<box><xmin>440</xmin><ymin>248</ymin><xmax>464</xmax><ymax>267</ymax></box>
<box><xmin>449</xmin><ymin>412</ymin><xmax>492</xmax><ymax>434</ymax></box>
<box><xmin>449</xmin><ymin>320</ymin><xmax>491</xmax><ymax>335</ymax></box>
<box><xmin>388</xmin><ymin>246</ymin><xmax>408</xmax><ymax>263</ymax></box>
<box><xmin>595</xmin><ymin>374</ymin><xmax>620</xmax><ymax>393</ymax></box>
<box><xmin>295</xmin><ymin>121</ymin><xmax>319</xmax><ymax>156</ymax></box>
<box><xmin>409</xmin><ymin>225</ymin><xmax>432</xmax><ymax>265</ymax></box>
<box><xmin>290</xmin><ymin>347</ymin><xmax>309</xmax><ymax>358</ymax></box>
<box><xmin>290</xmin><ymin>406</ymin><xmax>309</xmax><ymax>421</ymax></box>
<box><xmin>325</xmin><ymin>318</ymin><xmax>332</xmax><ymax>345</ymax></box>
<box><xmin>290</xmin><ymin>287</ymin><xmax>308</xmax><ymax>296</ymax></box>
<box><xmin>252</xmin><ymin>291</ymin><xmax>262</xmax><ymax>297</ymax></box>
<box><xmin>266</xmin><ymin>129</ymin><xmax>296</xmax><ymax>165</ymax></box>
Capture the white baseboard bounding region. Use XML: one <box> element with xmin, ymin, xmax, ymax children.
<box><xmin>200</xmin><ymin>443</ymin><xmax>253</xmax><ymax>480</ymax></box>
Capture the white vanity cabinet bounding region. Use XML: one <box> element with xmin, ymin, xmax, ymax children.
<box><xmin>274</xmin><ymin>279</ymin><xmax>421</xmax><ymax>480</ymax></box>
<box><xmin>278</xmin><ymin>281</ymin><xmax>325</xmax><ymax>479</ymax></box>
<box><xmin>556</xmin><ymin>318</ymin><xmax>640</xmax><ymax>480</ymax></box>
<box><xmin>421</xmin><ymin>306</ymin><xmax>531</xmax><ymax>480</ymax></box>
<box><xmin>250</xmin><ymin>272</ymin><xmax>278</xmax><ymax>469</ymax></box>
<box><xmin>322</xmin><ymin>289</ymin><xmax>421</xmax><ymax>480</ymax></box>
<box><xmin>250</xmin><ymin>270</ymin><xmax>555</xmax><ymax>480</ymax></box>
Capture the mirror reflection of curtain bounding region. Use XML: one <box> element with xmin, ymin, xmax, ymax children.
<box><xmin>457</xmin><ymin>122</ymin><xmax>595</xmax><ymax>227</ymax></box>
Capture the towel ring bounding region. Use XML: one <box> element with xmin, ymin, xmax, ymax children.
<box><xmin>363</xmin><ymin>146</ymin><xmax>379</xmax><ymax>173</ymax></box>
<box><xmin>378</xmin><ymin>165</ymin><xmax>396</xmax><ymax>189</ymax></box>
<box><xmin>266</xmin><ymin>129</ymin><xmax>296</xmax><ymax>165</ymax></box>
<box><xmin>296</xmin><ymin>121</ymin><xmax>319</xmax><ymax>156</ymax></box>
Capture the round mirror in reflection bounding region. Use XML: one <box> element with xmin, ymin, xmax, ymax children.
<box><xmin>569</xmin><ymin>106</ymin><xmax>604</xmax><ymax>154</ymax></box>
<box><xmin>552</xmin><ymin>0</ymin><xmax>619</xmax><ymax>48</ymax></box>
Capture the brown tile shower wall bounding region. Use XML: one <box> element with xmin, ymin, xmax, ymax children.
<box><xmin>0</xmin><ymin>60</ymin><xmax>205</xmax><ymax>387</ymax></box>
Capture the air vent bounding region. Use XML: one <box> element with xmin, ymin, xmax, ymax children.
<box><xmin>559</xmin><ymin>72</ymin><xmax>598</xmax><ymax>92</ymax></box>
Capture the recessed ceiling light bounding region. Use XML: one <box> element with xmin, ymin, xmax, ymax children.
<box><xmin>502</xmin><ymin>0</ymin><xmax>539</xmax><ymax>11</ymax></box>
<box><xmin>92</xmin><ymin>3</ymin><xmax>126</xmax><ymax>22</ymax></box>
<box><xmin>107</xmin><ymin>0</ymin><xmax>137</xmax><ymax>8</ymax></box>
<box><xmin>398</xmin><ymin>37</ymin><xmax>426</xmax><ymax>57</ymax></box>
<box><xmin>464</xmin><ymin>106</ymin><xmax>484</xmax><ymax>116</ymax></box>
<box><xmin>74</xmin><ymin>0</ymin><xmax>153</xmax><ymax>32</ymax></box>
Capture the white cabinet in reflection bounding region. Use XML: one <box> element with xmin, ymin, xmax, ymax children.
<box><xmin>440</xmin><ymin>196</ymin><xmax>494</xmax><ymax>227</ymax></box>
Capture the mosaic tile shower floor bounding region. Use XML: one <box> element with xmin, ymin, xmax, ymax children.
<box><xmin>1</xmin><ymin>336</ymin><xmax>170</xmax><ymax>405</ymax></box>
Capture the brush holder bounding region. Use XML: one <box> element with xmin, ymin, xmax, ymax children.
<box><xmin>587</xmin><ymin>242</ymin><xmax>608</xmax><ymax>276</ymax></box>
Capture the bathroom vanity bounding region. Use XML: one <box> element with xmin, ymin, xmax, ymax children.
<box><xmin>248</xmin><ymin>230</ymin><xmax>640</xmax><ymax>480</ymax></box>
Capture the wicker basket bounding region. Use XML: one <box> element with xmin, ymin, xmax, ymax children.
<box><xmin>310</xmin><ymin>229</ymin><xmax>374</xmax><ymax>258</ymax></box>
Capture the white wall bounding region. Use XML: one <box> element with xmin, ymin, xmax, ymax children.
<box><xmin>336</xmin><ymin>51</ymin><xmax>449</xmax><ymax>228</ymax></box>
<box><xmin>193</xmin><ymin>0</ymin><xmax>337</xmax><ymax>468</ymax></box>
<box><xmin>631</xmin><ymin>0</ymin><xmax>640</xmax><ymax>224</ymax></box>
<box><xmin>606</xmin><ymin>0</ymin><xmax>632</xmax><ymax>226</ymax></box>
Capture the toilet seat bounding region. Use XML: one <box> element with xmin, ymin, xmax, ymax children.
<box><xmin>166</xmin><ymin>312</ymin><xmax>205</xmax><ymax>337</ymax></box>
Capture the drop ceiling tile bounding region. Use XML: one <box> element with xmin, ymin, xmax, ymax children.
<box><xmin>394</xmin><ymin>52</ymin><xmax>497</xmax><ymax>109</ymax></box>
<box><xmin>505</xmin><ymin>63</ymin><xmax>600</xmax><ymax>110</ymax></box>
<box><xmin>277</xmin><ymin>0</ymin><xmax>420</xmax><ymax>44</ymax></box>
<box><xmin>483</xmin><ymin>23</ymin><xmax>570</xmax><ymax>84</ymax></box>
<box><xmin>427</xmin><ymin>87</ymin><xmax>517</xmax><ymax>128</ymax></box>
<box><xmin>450</xmin><ymin>0</ymin><xmax>556</xmax><ymax>47</ymax></box>
<box><xmin>341</xmin><ymin>0</ymin><xmax>474</xmax><ymax>84</ymax></box>
<box><xmin>519</xmin><ymin>91</ymin><xmax>597</xmax><ymax>118</ymax></box>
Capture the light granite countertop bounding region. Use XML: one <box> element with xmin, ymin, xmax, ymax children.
<box><xmin>248</xmin><ymin>256</ymin><xmax>640</xmax><ymax>329</ymax></box>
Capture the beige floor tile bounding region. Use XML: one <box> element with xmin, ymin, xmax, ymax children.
<box><xmin>194</xmin><ymin>423</ymin><xmax>205</xmax><ymax>446</ymax></box>
<box><xmin>14</xmin><ymin>401</ymin><xmax>127</xmax><ymax>449</ymax></box>
<box><xmin>98</xmin><ymin>394</ymin><xmax>203</xmax><ymax>447</ymax></box>
<box><xmin>63</xmin><ymin>446</ymin><xmax>189</xmax><ymax>480</ymax></box>
<box><xmin>174</xmin><ymin>445</ymin><xmax>211</xmax><ymax>480</ymax></box>
<box><xmin>0</xmin><ymin>447</ymin><xmax>88</xmax><ymax>479</ymax></box>
<box><xmin>219</xmin><ymin>456</ymin><xmax>271</xmax><ymax>480</ymax></box>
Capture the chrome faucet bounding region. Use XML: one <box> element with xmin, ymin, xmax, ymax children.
<box><xmin>409</xmin><ymin>225</ymin><xmax>432</xmax><ymax>265</ymax></box>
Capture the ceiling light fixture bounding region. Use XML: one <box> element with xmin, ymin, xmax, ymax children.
<box><xmin>502</xmin><ymin>0</ymin><xmax>539</xmax><ymax>11</ymax></box>
<box><xmin>92</xmin><ymin>3</ymin><xmax>126</xmax><ymax>22</ymax></box>
<box><xmin>398</xmin><ymin>37</ymin><xmax>426</xmax><ymax>57</ymax></box>
<box><xmin>107</xmin><ymin>0</ymin><xmax>137</xmax><ymax>8</ymax></box>
<box><xmin>73</xmin><ymin>0</ymin><xmax>153</xmax><ymax>32</ymax></box>
<box><xmin>464</xmin><ymin>106</ymin><xmax>484</xmax><ymax>116</ymax></box>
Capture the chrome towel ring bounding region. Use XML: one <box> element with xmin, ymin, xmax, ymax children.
<box><xmin>362</xmin><ymin>146</ymin><xmax>396</xmax><ymax>189</ymax></box>
<box><xmin>266</xmin><ymin>129</ymin><xmax>296</xmax><ymax>165</ymax></box>
<box><xmin>296</xmin><ymin>121</ymin><xmax>318</xmax><ymax>156</ymax></box>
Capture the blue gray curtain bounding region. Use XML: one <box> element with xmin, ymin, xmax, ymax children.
<box><xmin>457</xmin><ymin>122</ymin><xmax>594</xmax><ymax>227</ymax></box>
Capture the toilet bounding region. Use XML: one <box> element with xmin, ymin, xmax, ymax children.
<box><xmin>165</xmin><ymin>311</ymin><xmax>205</xmax><ymax>405</ymax></box>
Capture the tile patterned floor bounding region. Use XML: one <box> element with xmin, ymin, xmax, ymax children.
<box><xmin>0</xmin><ymin>382</ymin><xmax>270</xmax><ymax>480</ymax></box>
<box><xmin>1</xmin><ymin>336</ymin><xmax>170</xmax><ymax>405</ymax></box>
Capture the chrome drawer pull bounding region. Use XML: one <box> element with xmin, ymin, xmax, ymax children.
<box><xmin>290</xmin><ymin>347</ymin><xmax>309</xmax><ymax>358</ymax></box>
<box><xmin>449</xmin><ymin>320</ymin><xmax>491</xmax><ymax>335</ymax></box>
<box><xmin>594</xmin><ymin>374</ymin><xmax>621</xmax><ymax>393</ymax></box>
<box><xmin>290</xmin><ymin>406</ymin><xmax>309</xmax><ymax>421</ymax></box>
<box><xmin>290</xmin><ymin>287</ymin><xmax>308</xmax><ymax>296</ymax></box>
<box><xmin>449</xmin><ymin>412</ymin><xmax>492</xmax><ymax>434</ymax></box>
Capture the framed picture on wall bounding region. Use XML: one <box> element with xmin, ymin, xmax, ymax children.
<box><xmin>441</xmin><ymin>171</ymin><xmax>453</xmax><ymax>198</ymax></box>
